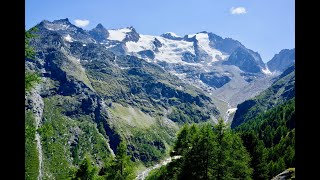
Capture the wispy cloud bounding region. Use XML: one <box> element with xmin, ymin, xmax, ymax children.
<box><xmin>74</xmin><ymin>19</ymin><xmax>90</xmax><ymax>27</ymax></box>
<box><xmin>230</xmin><ymin>7</ymin><xmax>247</xmax><ymax>15</ymax></box>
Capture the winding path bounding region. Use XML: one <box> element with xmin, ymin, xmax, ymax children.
<box><xmin>135</xmin><ymin>156</ymin><xmax>181</xmax><ymax>180</ymax></box>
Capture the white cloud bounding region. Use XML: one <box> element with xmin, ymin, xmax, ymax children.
<box><xmin>74</xmin><ymin>19</ymin><xmax>90</xmax><ymax>27</ymax></box>
<box><xmin>230</xmin><ymin>7</ymin><xmax>247</xmax><ymax>15</ymax></box>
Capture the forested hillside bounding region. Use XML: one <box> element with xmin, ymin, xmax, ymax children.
<box><xmin>146</xmin><ymin>99</ymin><xmax>295</xmax><ymax>179</ymax></box>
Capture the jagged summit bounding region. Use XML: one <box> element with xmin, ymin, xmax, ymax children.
<box><xmin>267</xmin><ymin>48</ymin><xmax>295</xmax><ymax>73</ymax></box>
<box><xmin>30</xmin><ymin>18</ymin><xmax>292</xmax><ymax>108</ymax></box>
<box><xmin>52</xmin><ymin>18</ymin><xmax>71</xmax><ymax>24</ymax></box>
<box><xmin>89</xmin><ymin>23</ymin><xmax>109</xmax><ymax>43</ymax></box>
<box><xmin>95</xmin><ymin>23</ymin><xmax>105</xmax><ymax>29</ymax></box>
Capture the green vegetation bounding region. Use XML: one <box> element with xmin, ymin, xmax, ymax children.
<box><xmin>25</xmin><ymin>22</ymin><xmax>295</xmax><ymax>180</ymax></box>
<box><xmin>147</xmin><ymin>120</ymin><xmax>253</xmax><ymax>179</ymax></box>
<box><xmin>25</xmin><ymin>27</ymin><xmax>37</xmax><ymax>59</ymax></box>
<box><xmin>72</xmin><ymin>141</ymin><xmax>135</xmax><ymax>180</ymax></box>
<box><xmin>168</xmin><ymin>103</ymin><xmax>211</xmax><ymax>123</ymax></box>
<box><xmin>147</xmin><ymin>98</ymin><xmax>295</xmax><ymax>179</ymax></box>
<box><xmin>84</xmin><ymin>56</ymin><xmax>218</xmax><ymax>121</ymax></box>
<box><xmin>72</xmin><ymin>155</ymin><xmax>98</xmax><ymax>180</ymax></box>
<box><xmin>58</xmin><ymin>51</ymin><xmax>94</xmax><ymax>90</ymax></box>
<box><xmin>287</xmin><ymin>168</ymin><xmax>295</xmax><ymax>179</ymax></box>
<box><xmin>108</xmin><ymin>103</ymin><xmax>178</xmax><ymax>165</ymax></box>
<box><xmin>232</xmin><ymin>65</ymin><xmax>295</xmax><ymax>128</ymax></box>
<box><xmin>25</xmin><ymin>111</ymin><xmax>39</xmax><ymax>180</ymax></box>
<box><xmin>236</xmin><ymin>98</ymin><xmax>295</xmax><ymax>179</ymax></box>
<box><xmin>25</xmin><ymin>27</ymin><xmax>41</xmax><ymax>93</ymax></box>
<box><xmin>99</xmin><ymin>142</ymin><xmax>135</xmax><ymax>179</ymax></box>
<box><xmin>25</xmin><ymin>71</ymin><xmax>41</xmax><ymax>92</ymax></box>
<box><xmin>38</xmin><ymin>97</ymin><xmax>112</xmax><ymax>179</ymax></box>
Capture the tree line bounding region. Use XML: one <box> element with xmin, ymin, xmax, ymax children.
<box><xmin>146</xmin><ymin>119</ymin><xmax>252</xmax><ymax>180</ymax></box>
<box><xmin>72</xmin><ymin>141</ymin><xmax>135</xmax><ymax>180</ymax></box>
<box><xmin>147</xmin><ymin>99</ymin><xmax>295</xmax><ymax>180</ymax></box>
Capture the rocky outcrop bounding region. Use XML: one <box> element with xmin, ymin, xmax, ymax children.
<box><xmin>160</xmin><ymin>32</ymin><xmax>183</xmax><ymax>40</ymax></box>
<box><xmin>37</xmin><ymin>18</ymin><xmax>95</xmax><ymax>43</ymax></box>
<box><xmin>25</xmin><ymin>86</ymin><xmax>44</xmax><ymax>180</ymax></box>
<box><xmin>267</xmin><ymin>49</ymin><xmax>295</xmax><ymax>73</ymax></box>
<box><xmin>123</xmin><ymin>26</ymin><xmax>140</xmax><ymax>42</ymax></box>
<box><xmin>271</xmin><ymin>168</ymin><xmax>295</xmax><ymax>180</ymax></box>
<box><xmin>208</xmin><ymin>33</ymin><xmax>244</xmax><ymax>54</ymax></box>
<box><xmin>200</xmin><ymin>72</ymin><xmax>231</xmax><ymax>88</ymax></box>
<box><xmin>138</xmin><ymin>50</ymin><xmax>155</xmax><ymax>59</ymax></box>
<box><xmin>89</xmin><ymin>23</ymin><xmax>109</xmax><ymax>43</ymax></box>
<box><xmin>223</xmin><ymin>47</ymin><xmax>266</xmax><ymax>73</ymax></box>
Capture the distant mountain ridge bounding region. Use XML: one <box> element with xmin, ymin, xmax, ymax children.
<box><xmin>231</xmin><ymin>64</ymin><xmax>295</xmax><ymax>128</ymax></box>
<box><xmin>267</xmin><ymin>49</ymin><xmax>295</xmax><ymax>73</ymax></box>
<box><xmin>32</xmin><ymin>18</ymin><xmax>297</xmax><ymax>120</ymax></box>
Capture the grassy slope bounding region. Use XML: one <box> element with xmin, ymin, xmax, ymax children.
<box><xmin>39</xmin><ymin>96</ymin><xmax>113</xmax><ymax>179</ymax></box>
<box><xmin>108</xmin><ymin>103</ymin><xmax>179</xmax><ymax>166</ymax></box>
<box><xmin>25</xmin><ymin>111</ymin><xmax>39</xmax><ymax>180</ymax></box>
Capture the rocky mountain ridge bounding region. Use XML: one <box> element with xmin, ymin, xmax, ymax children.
<box><xmin>25</xmin><ymin>18</ymin><xmax>295</xmax><ymax>179</ymax></box>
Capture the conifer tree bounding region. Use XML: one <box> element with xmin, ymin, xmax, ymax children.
<box><xmin>103</xmin><ymin>141</ymin><xmax>135</xmax><ymax>180</ymax></box>
<box><xmin>73</xmin><ymin>155</ymin><xmax>97</xmax><ymax>180</ymax></box>
<box><xmin>240</xmin><ymin>131</ymin><xmax>269</xmax><ymax>180</ymax></box>
<box><xmin>212</xmin><ymin>118</ymin><xmax>253</xmax><ymax>180</ymax></box>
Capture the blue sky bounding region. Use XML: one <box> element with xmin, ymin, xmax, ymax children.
<box><xmin>26</xmin><ymin>0</ymin><xmax>294</xmax><ymax>62</ymax></box>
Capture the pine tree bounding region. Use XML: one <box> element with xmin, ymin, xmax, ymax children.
<box><xmin>240</xmin><ymin>131</ymin><xmax>269</xmax><ymax>180</ymax></box>
<box><xmin>179</xmin><ymin>124</ymin><xmax>215</xmax><ymax>180</ymax></box>
<box><xmin>73</xmin><ymin>155</ymin><xmax>97</xmax><ymax>180</ymax></box>
<box><xmin>212</xmin><ymin>119</ymin><xmax>253</xmax><ymax>180</ymax></box>
<box><xmin>103</xmin><ymin>141</ymin><xmax>135</xmax><ymax>180</ymax></box>
<box><xmin>172</xmin><ymin>124</ymin><xmax>191</xmax><ymax>156</ymax></box>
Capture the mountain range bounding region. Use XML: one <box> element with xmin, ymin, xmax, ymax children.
<box><xmin>25</xmin><ymin>18</ymin><xmax>295</xmax><ymax>179</ymax></box>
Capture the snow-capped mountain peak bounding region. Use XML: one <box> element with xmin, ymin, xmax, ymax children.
<box><xmin>164</xmin><ymin>32</ymin><xmax>180</xmax><ymax>37</ymax></box>
<box><xmin>41</xmin><ymin>18</ymin><xmax>72</xmax><ymax>31</ymax></box>
<box><xmin>31</xmin><ymin>18</ymin><xmax>285</xmax><ymax>111</ymax></box>
<box><xmin>161</xmin><ymin>32</ymin><xmax>183</xmax><ymax>40</ymax></box>
<box><xmin>126</xmin><ymin>34</ymin><xmax>195</xmax><ymax>64</ymax></box>
<box><xmin>107</xmin><ymin>27</ymin><xmax>133</xmax><ymax>41</ymax></box>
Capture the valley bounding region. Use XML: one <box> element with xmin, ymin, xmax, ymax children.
<box><xmin>25</xmin><ymin>18</ymin><xmax>295</xmax><ymax>180</ymax></box>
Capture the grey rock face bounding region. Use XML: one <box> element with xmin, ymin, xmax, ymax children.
<box><xmin>223</xmin><ymin>47</ymin><xmax>266</xmax><ymax>73</ymax></box>
<box><xmin>267</xmin><ymin>48</ymin><xmax>295</xmax><ymax>73</ymax></box>
<box><xmin>138</xmin><ymin>50</ymin><xmax>155</xmax><ymax>59</ymax></box>
<box><xmin>36</xmin><ymin>18</ymin><xmax>95</xmax><ymax>43</ymax></box>
<box><xmin>123</xmin><ymin>26</ymin><xmax>140</xmax><ymax>42</ymax></box>
<box><xmin>108</xmin><ymin>43</ymin><xmax>128</xmax><ymax>56</ymax></box>
<box><xmin>200</xmin><ymin>72</ymin><xmax>231</xmax><ymax>88</ymax></box>
<box><xmin>181</xmin><ymin>52</ymin><xmax>197</xmax><ymax>63</ymax></box>
<box><xmin>153</xmin><ymin>38</ymin><xmax>162</xmax><ymax>48</ymax></box>
<box><xmin>208</xmin><ymin>33</ymin><xmax>244</xmax><ymax>54</ymax></box>
<box><xmin>89</xmin><ymin>23</ymin><xmax>109</xmax><ymax>43</ymax></box>
<box><xmin>271</xmin><ymin>169</ymin><xmax>295</xmax><ymax>180</ymax></box>
<box><xmin>161</xmin><ymin>32</ymin><xmax>183</xmax><ymax>40</ymax></box>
